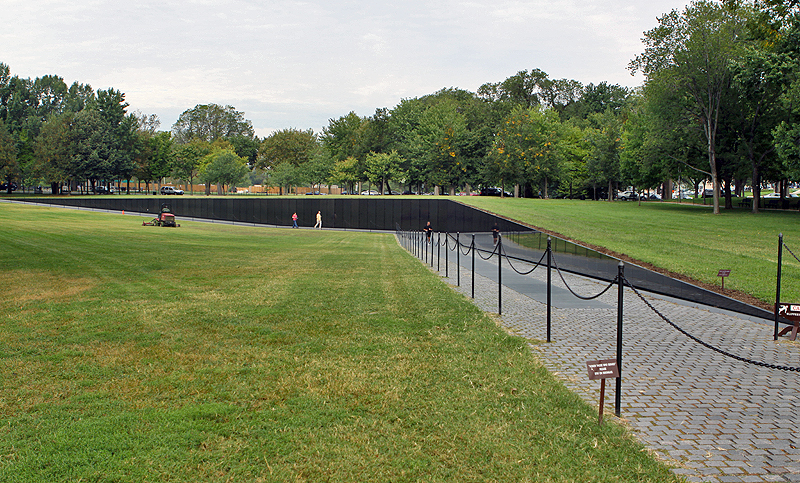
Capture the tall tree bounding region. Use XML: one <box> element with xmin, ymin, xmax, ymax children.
<box><xmin>258</xmin><ymin>128</ymin><xmax>317</xmax><ymax>193</ymax></box>
<box><xmin>365</xmin><ymin>150</ymin><xmax>404</xmax><ymax>194</ymax></box>
<box><xmin>0</xmin><ymin>119</ymin><xmax>18</xmax><ymax>192</ymax></box>
<box><xmin>489</xmin><ymin>105</ymin><xmax>564</xmax><ymax>197</ymax></box>
<box><xmin>199</xmin><ymin>148</ymin><xmax>249</xmax><ymax>194</ymax></box>
<box><xmin>631</xmin><ymin>0</ymin><xmax>748</xmax><ymax>214</ymax></box>
<box><xmin>258</xmin><ymin>128</ymin><xmax>317</xmax><ymax>169</ymax></box>
<box><xmin>172</xmin><ymin>104</ymin><xmax>254</xmax><ymax>144</ymax></box>
<box><xmin>172</xmin><ymin>139</ymin><xmax>211</xmax><ymax>194</ymax></box>
<box><xmin>34</xmin><ymin>112</ymin><xmax>74</xmax><ymax>194</ymax></box>
<box><xmin>301</xmin><ymin>146</ymin><xmax>334</xmax><ymax>192</ymax></box>
<box><xmin>585</xmin><ymin>110</ymin><xmax>625</xmax><ymax>201</ymax></box>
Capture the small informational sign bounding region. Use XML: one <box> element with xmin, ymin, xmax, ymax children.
<box><xmin>777</xmin><ymin>303</ymin><xmax>800</xmax><ymax>341</ymax></box>
<box><xmin>777</xmin><ymin>303</ymin><xmax>800</xmax><ymax>321</ymax></box>
<box><xmin>586</xmin><ymin>359</ymin><xmax>619</xmax><ymax>425</ymax></box>
<box><xmin>586</xmin><ymin>359</ymin><xmax>619</xmax><ymax>380</ymax></box>
<box><xmin>718</xmin><ymin>269</ymin><xmax>731</xmax><ymax>290</ymax></box>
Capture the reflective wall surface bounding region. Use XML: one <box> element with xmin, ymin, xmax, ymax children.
<box><xmin>20</xmin><ymin>197</ymin><xmax>531</xmax><ymax>234</ymax></box>
<box><xmin>504</xmin><ymin>231</ymin><xmax>776</xmax><ymax>321</ymax></box>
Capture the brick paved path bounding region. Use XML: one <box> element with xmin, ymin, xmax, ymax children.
<box><xmin>408</xmin><ymin>234</ymin><xmax>800</xmax><ymax>483</ymax></box>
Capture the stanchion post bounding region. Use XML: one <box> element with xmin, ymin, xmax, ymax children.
<box><xmin>456</xmin><ymin>232</ymin><xmax>461</xmax><ymax>287</ymax></box>
<box><xmin>498</xmin><ymin>235</ymin><xmax>502</xmax><ymax>315</ymax></box>
<box><xmin>547</xmin><ymin>237</ymin><xmax>552</xmax><ymax>343</ymax></box>
<box><xmin>775</xmin><ymin>233</ymin><xmax>783</xmax><ymax>341</ymax></box>
<box><xmin>471</xmin><ymin>234</ymin><xmax>475</xmax><ymax>299</ymax></box>
<box><xmin>445</xmin><ymin>233</ymin><xmax>449</xmax><ymax>278</ymax></box>
<box><xmin>426</xmin><ymin>232</ymin><xmax>429</xmax><ymax>264</ymax></box>
<box><xmin>615</xmin><ymin>262</ymin><xmax>624</xmax><ymax>417</ymax></box>
<box><xmin>437</xmin><ymin>232</ymin><xmax>440</xmax><ymax>270</ymax></box>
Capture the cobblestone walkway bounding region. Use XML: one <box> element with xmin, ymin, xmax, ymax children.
<box><xmin>411</xmin><ymin>237</ymin><xmax>800</xmax><ymax>483</ymax></box>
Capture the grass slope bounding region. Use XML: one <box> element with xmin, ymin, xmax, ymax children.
<box><xmin>459</xmin><ymin>197</ymin><xmax>799</xmax><ymax>307</ymax></box>
<box><xmin>0</xmin><ymin>203</ymin><xmax>679</xmax><ymax>482</ymax></box>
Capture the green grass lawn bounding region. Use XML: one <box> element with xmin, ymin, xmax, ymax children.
<box><xmin>459</xmin><ymin>197</ymin><xmax>800</xmax><ymax>307</ymax></box>
<box><xmin>0</xmin><ymin>203</ymin><xmax>679</xmax><ymax>482</ymax></box>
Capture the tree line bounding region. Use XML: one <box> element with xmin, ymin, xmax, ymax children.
<box><xmin>1</xmin><ymin>0</ymin><xmax>798</xmax><ymax>213</ymax></box>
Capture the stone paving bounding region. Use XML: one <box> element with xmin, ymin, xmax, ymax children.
<box><xmin>407</xmin><ymin>236</ymin><xmax>800</xmax><ymax>483</ymax></box>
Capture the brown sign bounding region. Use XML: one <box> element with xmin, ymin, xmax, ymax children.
<box><xmin>778</xmin><ymin>303</ymin><xmax>800</xmax><ymax>322</ymax></box>
<box><xmin>718</xmin><ymin>269</ymin><xmax>731</xmax><ymax>277</ymax></box>
<box><xmin>586</xmin><ymin>359</ymin><xmax>619</xmax><ymax>380</ymax></box>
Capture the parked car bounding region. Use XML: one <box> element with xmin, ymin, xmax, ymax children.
<box><xmin>0</xmin><ymin>182</ymin><xmax>18</xmax><ymax>192</ymax></box>
<box><xmin>93</xmin><ymin>186</ymin><xmax>115</xmax><ymax>194</ymax></box>
<box><xmin>763</xmin><ymin>192</ymin><xmax>796</xmax><ymax>198</ymax></box>
<box><xmin>360</xmin><ymin>190</ymin><xmax>380</xmax><ymax>195</ymax></box>
<box><xmin>479</xmin><ymin>187</ymin><xmax>512</xmax><ymax>197</ymax></box>
<box><xmin>617</xmin><ymin>190</ymin><xmax>642</xmax><ymax>201</ymax></box>
<box><xmin>160</xmin><ymin>186</ymin><xmax>184</xmax><ymax>195</ymax></box>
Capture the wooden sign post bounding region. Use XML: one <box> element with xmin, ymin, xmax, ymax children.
<box><xmin>718</xmin><ymin>269</ymin><xmax>731</xmax><ymax>291</ymax></box>
<box><xmin>586</xmin><ymin>359</ymin><xmax>620</xmax><ymax>425</ymax></box>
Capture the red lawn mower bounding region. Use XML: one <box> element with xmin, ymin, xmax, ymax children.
<box><xmin>143</xmin><ymin>203</ymin><xmax>180</xmax><ymax>227</ymax></box>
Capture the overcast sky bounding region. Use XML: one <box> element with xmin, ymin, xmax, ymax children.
<box><xmin>3</xmin><ymin>0</ymin><xmax>691</xmax><ymax>137</ymax></box>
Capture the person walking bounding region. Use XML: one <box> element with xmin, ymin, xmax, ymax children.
<box><xmin>314</xmin><ymin>211</ymin><xmax>322</xmax><ymax>229</ymax></box>
<box><xmin>492</xmin><ymin>222</ymin><xmax>500</xmax><ymax>245</ymax></box>
<box><xmin>423</xmin><ymin>221</ymin><xmax>433</xmax><ymax>243</ymax></box>
<box><xmin>292</xmin><ymin>212</ymin><xmax>298</xmax><ymax>228</ymax></box>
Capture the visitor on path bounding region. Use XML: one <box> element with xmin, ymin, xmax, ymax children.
<box><xmin>314</xmin><ymin>211</ymin><xmax>322</xmax><ymax>229</ymax></box>
<box><xmin>492</xmin><ymin>223</ymin><xmax>500</xmax><ymax>245</ymax></box>
<box><xmin>423</xmin><ymin>221</ymin><xmax>433</xmax><ymax>243</ymax></box>
<box><xmin>292</xmin><ymin>212</ymin><xmax>298</xmax><ymax>228</ymax></box>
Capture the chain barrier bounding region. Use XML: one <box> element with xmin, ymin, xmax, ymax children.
<box><xmin>459</xmin><ymin>238</ymin><xmax>473</xmax><ymax>256</ymax></box>
<box><xmin>476</xmin><ymin>242</ymin><xmax>498</xmax><ymax>260</ymax></box>
<box><xmin>399</xmin><ymin>228</ymin><xmax>800</xmax><ymax>373</ymax></box>
<box><xmin>625</xmin><ymin>276</ymin><xmax>800</xmax><ymax>372</ymax></box>
<box><xmin>445</xmin><ymin>233</ymin><xmax>456</xmax><ymax>251</ymax></box>
<box><xmin>783</xmin><ymin>242</ymin><xmax>800</xmax><ymax>264</ymax></box>
<box><xmin>550</xmin><ymin>251</ymin><xmax>617</xmax><ymax>300</ymax></box>
<box><xmin>501</xmin><ymin>244</ymin><xmax>546</xmax><ymax>276</ymax></box>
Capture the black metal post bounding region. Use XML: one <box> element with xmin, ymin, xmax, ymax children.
<box><xmin>615</xmin><ymin>262</ymin><xmax>624</xmax><ymax>417</ymax></box>
<box><xmin>445</xmin><ymin>233</ymin><xmax>449</xmax><ymax>278</ymax></box>
<box><xmin>547</xmin><ymin>237</ymin><xmax>552</xmax><ymax>343</ymax></box>
<box><xmin>498</xmin><ymin>235</ymin><xmax>502</xmax><ymax>315</ymax></box>
<box><xmin>456</xmin><ymin>233</ymin><xmax>461</xmax><ymax>287</ymax></box>
<box><xmin>471</xmin><ymin>234</ymin><xmax>475</xmax><ymax>299</ymax></box>
<box><xmin>437</xmin><ymin>232</ymin><xmax>440</xmax><ymax>271</ymax></box>
<box><xmin>775</xmin><ymin>233</ymin><xmax>783</xmax><ymax>341</ymax></box>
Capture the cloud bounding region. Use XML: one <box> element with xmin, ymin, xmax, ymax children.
<box><xmin>2</xmin><ymin>0</ymin><xmax>690</xmax><ymax>134</ymax></box>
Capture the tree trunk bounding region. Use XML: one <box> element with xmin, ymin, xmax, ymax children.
<box><xmin>723</xmin><ymin>177</ymin><xmax>733</xmax><ymax>210</ymax></box>
<box><xmin>752</xmin><ymin>167</ymin><xmax>760</xmax><ymax>213</ymax></box>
